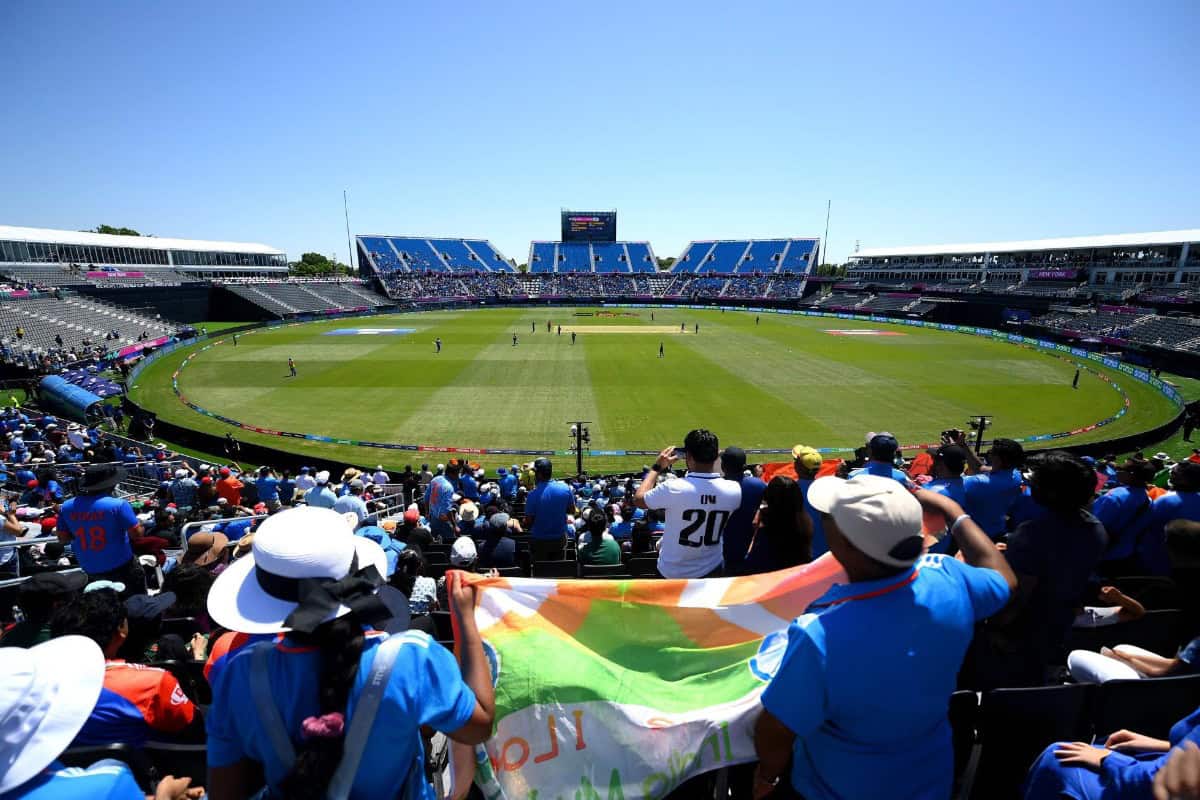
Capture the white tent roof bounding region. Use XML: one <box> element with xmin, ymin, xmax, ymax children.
<box><xmin>0</xmin><ymin>225</ymin><xmax>283</xmax><ymax>255</ymax></box>
<box><xmin>852</xmin><ymin>229</ymin><xmax>1200</xmax><ymax>259</ymax></box>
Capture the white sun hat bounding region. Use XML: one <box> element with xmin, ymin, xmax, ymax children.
<box><xmin>207</xmin><ymin>506</ymin><xmax>388</xmax><ymax>635</ymax></box>
<box><xmin>0</xmin><ymin>636</ymin><xmax>106</xmax><ymax>794</ymax></box>
<box><xmin>807</xmin><ymin>473</ymin><xmax>924</xmax><ymax>568</ymax></box>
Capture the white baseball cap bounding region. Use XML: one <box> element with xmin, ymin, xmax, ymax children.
<box><xmin>207</xmin><ymin>506</ymin><xmax>387</xmax><ymax>634</ymax></box>
<box><xmin>450</xmin><ymin>536</ymin><xmax>478</xmax><ymax>567</ymax></box>
<box><xmin>315</xmin><ymin>470</ymin><xmax>330</xmax><ymax>484</ymax></box>
<box><xmin>0</xmin><ymin>636</ymin><xmax>106</xmax><ymax>793</ymax></box>
<box><xmin>806</xmin><ymin>474</ymin><xmax>924</xmax><ymax>568</ymax></box>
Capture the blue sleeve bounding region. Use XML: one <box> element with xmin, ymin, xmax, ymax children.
<box><xmin>524</xmin><ymin>487</ymin><xmax>541</xmax><ymax>516</ymax></box>
<box><xmin>928</xmin><ymin>554</ymin><xmax>1010</xmax><ymax>621</ymax></box>
<box><xmin>206</xmin><ymin>649</ymin><xmax>246</xmax><ymax>768</ymax></box>
<box><xmin>1098</xmin><ymin>750</ymin><xmax>1165</xmax><ymax>796</ymax></box>
<box><xmin>760</xmin><ymin>617</ymin><xmax>826</xmax><ymax>737</ymax></box>
<box><xmin>1091</xmin><ymin>492</ymin><xmax>1119</xmax><ymax>529</ymax></box>
<box><xmin>102</xmin><ymin>765</ymin><xmax>146</xmax><ymax>799</ymax></box>
<box><xmin>113</xmin><ymin>500</ymin><xmax>138</xmax><ymax>532</ymax></box>
<box><xmin>390</xmin><ymin>635</ymin><xmax>477</xmax><ymax>733</ymax></box>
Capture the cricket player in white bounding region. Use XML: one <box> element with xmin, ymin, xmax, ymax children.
<box><xmin>635</xmin><ymin>429</ymin><xmax>742</xmax><ymax>578</ymax></box>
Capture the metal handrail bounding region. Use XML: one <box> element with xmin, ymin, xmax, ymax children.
<box><xmin>0</xmin><ymin>568</ymin><xmax>83</xmax><ymax>590</ymax></box>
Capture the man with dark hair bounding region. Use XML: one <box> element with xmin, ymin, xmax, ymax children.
<box><xmin>962</xmin><ymin>437</ymin><xmax>1025</xmax><ymax>539</ymax></box>
<box><xmin>635</xmin><ymin>429</ymin><xmax>741</xmax><ymax>578</ymax></box>
<box><xmin>1139</xmin><ymin>460</ymin><xmax>1200</xmax><ymax>575</ymax></box>
<box><xmin>50</xmin><ymin>588</ymin><xmax>197</xmax><ymax>747</ymax></box>
<box><xmin>928</xmin><ymin>444</ymin><xmax>968</xmax><ymax>506</ymax></box>
<box><xmin>989</xmin><ymin>451</ymin><xmax>1108</xmax><ymax>686</ymax></box>
<box><xmin>849</xmin><ymin>433</ymin><xmax>910</xmax><ymax>484</ymax></box>
<box><xmin>1094</xmin><ymin>458</ymin><xmax>1159</xmax><ymax>576</ymax></box>
<box><xmin>57</xmin><ymin>464</ymin><xmax>147</xmax><ymax>596</ymax></box>
<box><xmin>524</xmin><ymin>458</ymin><xmax>575</xmax><ymax>562</ymax></box>
<box><xmin>753</xmin><ymin>478</ymin><xmax>1015</xmax><ymax>798</ymax></box>
<box><xmin>720</xmin><ymin>446</ymin><xmax>766</xmax><ymax>576</ymax></box>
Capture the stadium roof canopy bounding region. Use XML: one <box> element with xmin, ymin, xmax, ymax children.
<box><xmin>0</xmin><ymin>225</ymin><xmax>283</xmax><ymax>255</ymax></box>
<box><xmin>853</xmin><ymin>229</ymin><xmax>1200</xmax><ymax>259</ymax></box>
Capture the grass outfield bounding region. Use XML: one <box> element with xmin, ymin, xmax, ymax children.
<box><xmin>130</xmin><ymin>307</ymin><xmax>1181</xmax><ymax>473</ymax></box>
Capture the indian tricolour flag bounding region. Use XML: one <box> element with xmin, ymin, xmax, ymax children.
<box><xmin>454</xmin><ymin>556</ymin><xmax>846</xmax><ymax>800</ymax></box>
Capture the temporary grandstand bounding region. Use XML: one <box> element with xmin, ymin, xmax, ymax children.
<box><xmin>847</xmin><ymin>229</ymin><xmax>1200</xmax><ymax>292</ymax></box>
<box><xmin>356</xmin><ymin>235</ymin><xmax>513</xmax><ymax>274</ymax></box>
<box><xmin>528</xmin><ymin>241</ymin><xmax>658</xmax><ymax>273</ymax></box>
<box><xmin>0</xmin><ymin>225</ymin><xmax>288</xmax><ymax>283</ymax></box>
<box><xmin>673</xmin><ymin>238</ymin><xmax>820</xmax><ymax>274</ymax></box>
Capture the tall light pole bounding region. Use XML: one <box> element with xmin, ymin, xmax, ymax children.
<box><xmin>569</xmin><ymin>421</ymin><xmax>591</xmax><ymax>477</ymax></box>
<box><xmin>343</xmin><ymin>190</ymin><xmax>355</xmax><ymax>273</ymax></box>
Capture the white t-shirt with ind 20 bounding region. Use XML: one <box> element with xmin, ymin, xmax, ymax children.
<box><xmin>644</xmin><ymin>472</ymin><xmax>742</xmax><ymax>578</ymax></box>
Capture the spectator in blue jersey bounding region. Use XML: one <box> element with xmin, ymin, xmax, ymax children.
<box><xmin>498</xmin><ymin>467</ymin><xmax>518</xmax><ymax>501</ymax></box>
<box><xmin>753</xmin><ymin>477</ymin><xmax>1015</xmax><ymax>800</ymax></box>
<box><xmin>333</xmin><ymin>479</ymin><xmax>369</xmax><ymax>525</ymax></box>
<box><xmin>791</xmin><ymin>444</ymin><xmax>828</xmax><ymax>559</ymax></box>
<box><xmin>524</xmin><ymin>457</ymin><xmax>576</xmax><ymax>562</ymax></box>
<box><xmin>720</xmin><ymin>446</ymin><xmax>766</xmax><ymax>576</ymax></box>
<box><xmin>744</xmin><ymin>476</ymin><xmax>812</xmax><ymax>573</ymax></box>
<box><xmin>1094</xmin><ymin>458</ymin><xmax>1158</xmax><ymax>577</ymax></box>
<box><xmin>169</xmin><ymin>465</ymin><xmax>199</xmax><ymax>511</ymax></box>
<box><xmin>424</xmin><ymin>461</ymin><xmax>459</xmax><ymax>542</ymax></box>
<box><xmin>203</xmin><ymin>506</ymin><xmax>495</xmax><ymax>800</ymax></box>
<box><xmin>1142</xmin><ymin>460</ymin><xmax>1200</xmax><ymax>574</ymax></box>
<box><xmin>0</xmin><ymin>636</ymin><xmax>202</xmax><ymax>799</ymax></box>
<box><xmin>848</xmin><ymin>433</ymin><xmax>910</xmax><ymax>484</ymax></box>
<box><xmin>961</xmin><ymin>437</ymin><xmax>1025</xmax><ymax>539</ymax></box>
<box><xmin>458</xmin><ymin>468</ymin><xmax>480</xmax><ymax>502</ymax></box>
<box><xmin>273</xmin><ymin>469</ymin><xmax>294</xmax><ymax>507</ymax></box>
<box><xmin>255</xmin><ymin>466</ymin><xmax>281</xmax><ymax>512</ymax></box>
<box><xmin>57</xmin><ymin>464</ymin><xmax>147</xmax><ymax>597</ymax></box>
<box><xmin>927</xmin><ymin>444</ymin><xmax>968</xmax><ymax>506</ymax></box>
<box><xmin>33</xmin><ymin>468</ymin><xmax>63</xmax><ymax>505</ymax></box>
<box><xmin>304</xmin><ymin>470</ymin><xmax>337</xmax><ymax>509</ymax></box>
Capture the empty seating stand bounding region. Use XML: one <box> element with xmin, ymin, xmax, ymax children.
<box><xmin>0</xmin><ymin>294</ymin><xmax>177</xmax><ymax>355</ymax></box>
<box><xmin>675</xmin><ymin>238</ymin><xmax>819</xmax><ymax>274</ymax></box>
<box><xmin>223</xmin><ymin>280</ymin><xmax>390</xmax><ymax>318</ymax></box>
<box><xmin>357</xmin><ymin>236</ymin><xmax>513</xmax><ymax>274</ymax></box>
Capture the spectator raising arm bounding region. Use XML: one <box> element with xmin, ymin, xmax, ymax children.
<box><xmin>914</xmin><ymin>488</ymin><xmax>1017</xmax><ymax>592</ymax></box>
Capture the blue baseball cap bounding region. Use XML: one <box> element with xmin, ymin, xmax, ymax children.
<box><xmin>498</xmin><ymin>467</ymin><xmax>507</xmax><ymax>475</ymax></box>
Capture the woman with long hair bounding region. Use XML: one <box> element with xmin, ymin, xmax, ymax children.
<box><xmin>204</xmin><ymin>506</ymin><xmax>494</xmax><ymax>800</ymax></box>
<box><xmin>744</xmin><ymin>476</ymin><xmax>812</xmax><ymax>573</ymax></box>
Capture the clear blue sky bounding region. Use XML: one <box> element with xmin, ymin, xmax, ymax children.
<box><xmin>3</xmin><ymin>0</ymin><xmax>1197</xmax><ymax>266</ymax></box>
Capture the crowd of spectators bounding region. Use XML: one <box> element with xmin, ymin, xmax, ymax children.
<box><xmin>5</xmin><ymin>412</ymin><xmax>1200</xmax><ymax>798</ymax></box>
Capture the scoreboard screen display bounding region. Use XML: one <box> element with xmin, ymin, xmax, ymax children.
<box><xmin>561</xmin><ymin>211</ymin><xmax>617</xmax><ymax>242</ymax></box>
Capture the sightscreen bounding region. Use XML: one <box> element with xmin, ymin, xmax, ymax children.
<box><xmin>561</xmin><ymin>211</ymin><xmax>617</xmax><ymax>242</ymax></box>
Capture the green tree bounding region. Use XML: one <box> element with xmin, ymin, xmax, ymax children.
<box><xmin>656</xmin><ymin>257</ymin><xmax>676</xmax><ymax>271</ymax></box>
<box><xmin>516</xmin><ymin>263</ymin><xmax>529</xmax><ymax>273</ymax></box>
<box><xmin>289</xmin><ymin>252</ymin><xmax>351</xmax><ymax>276</ymax></box>
<box><xmin>87</xmin><ymin>225</ymin><xmax>142</xmax><ymax>236</ymax></box>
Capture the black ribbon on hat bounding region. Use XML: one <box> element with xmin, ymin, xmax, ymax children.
<box><xmin>255</xmin><ymin>552</ymin><xmax>389</xmax><ymax>634</ymax></box>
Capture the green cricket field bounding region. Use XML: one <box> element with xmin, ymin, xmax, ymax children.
<box><xmin>128</xmin><ymin>307</ymin><xmax>1179</xmax><ymax>472</ymax></box>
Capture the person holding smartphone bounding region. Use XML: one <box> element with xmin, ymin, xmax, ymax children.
<box><xmin>634</xmin><ymin>429</ymin><xmax>741</xmax><ymax>579</ymax></box>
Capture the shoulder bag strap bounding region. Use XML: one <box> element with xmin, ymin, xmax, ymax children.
<box><xmin>250</xmin><ymin>641</ymin><xmax>297</xmax><ymax>771</ymax></box>
<box><xmin>326</xmin><ymin>635</ymin><xmax>406</xmax><ymax>800</ymax></box>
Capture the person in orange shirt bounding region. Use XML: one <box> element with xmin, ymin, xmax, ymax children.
<box><xmin>49</xmin><ymin>588</ymin><xmax>197</xmax><ymax>747</ymax></box>
<box><xmin>215</xmin><ymin>466</ymin><xmax>244</xmax><ymax>507</ymax></box>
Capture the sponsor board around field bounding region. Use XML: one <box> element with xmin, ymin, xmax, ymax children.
<box><xmin>822</xmin><ymin>329</ymin><xmax>906</xmax><ymax>336</ymax></box>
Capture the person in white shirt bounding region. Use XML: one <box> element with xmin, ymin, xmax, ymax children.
<box><xmin>634</xmin><ymin>429</ymin><xmax>742</xmax><ymax>578</ymax></box>
<box><xmin>294</xmin><ymin>467</ymin><xmax>317</xmax><ymax>494</ymax></box>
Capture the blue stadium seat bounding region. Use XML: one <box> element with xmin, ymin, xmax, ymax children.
<box><xmin>780</xmin><ymin>239</ymin><xmax>819</xmax><ymax>272</ymax></box>
<box><xmin>428</xmin><ymin>239</ymin><xmax>479</xmax><ymax>272</ymax></box>
<box><xmin>388</xmin><ymin>238</ymin><xmax>447</xmax><ymax>272</ymax></box>
<box><xmin>465</xmin><ymin>240</ymin><xmax>512</xmax><ymax>272</ymax></box>
<box><xmin>624</xmin><ymin>242</ymin><xmax>657</xmax><ymax>273</ymax></box>
<box><xmin>359</xmin><ymin>237</ymin><xmax>404</xmax><ymax>272</ymax></box>
<box><xmin>700</xmin><ymin>242</ymin><xmax>749</xmax><ymax>273</ymax></box>
<box><xmin>739</xmin><ymin>240</ymin><xmax>788</xmax><ymax>273</ymax></box>
<box><xmin>530</xmin><ymin>242</ymin><xmax>557</xmax><ymax>273</ymax></box>
<box><xmin>557</xmin><ymin>243</ymin><xmax>592</xmax><ymax>273</ymax></box>
<box><xmin>676</xmin><ymin>242</ymin><xmax>715</xmax><ymax>273</ymax></box>
<box><xmin>591</xmin><ymin>243</ymin><xmax>630</xmax><ymax>273</ymax></box>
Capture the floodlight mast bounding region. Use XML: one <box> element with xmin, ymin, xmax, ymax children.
<box><xmin>569</xmin><ymin>420</ymin><xmax>592</xmax><ymax>477</ymax></box>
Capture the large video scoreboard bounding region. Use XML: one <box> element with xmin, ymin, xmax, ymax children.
<box><xmin>561</xmin><ymin>211</ymin><xmax>617</xmax><ymax>242</ymax></box>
